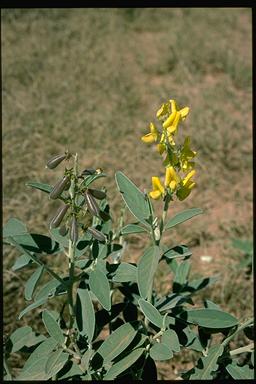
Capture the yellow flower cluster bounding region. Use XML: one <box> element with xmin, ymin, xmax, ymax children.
<box><xmin>141</xmin><ymin>99</ymin><xmax>197</xmax><ymax>201</ymax></box>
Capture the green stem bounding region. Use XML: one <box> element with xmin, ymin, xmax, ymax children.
<box><xmin>229</xmin><ymin>343</ymin><xmax>254</xmax><ymax>357</ymax></box>
<box><xmin>222</xmin><ymin>318</ymin><xmax>254</xmax><ymax>348</ymax></box>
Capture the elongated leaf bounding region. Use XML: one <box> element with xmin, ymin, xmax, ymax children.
<box><xmin>18</xmin><ymin>297</ymin><xmax>47</xmax><ymax>319</ymax></box>
<box><xmin>173</xmin><ymin>260</ymin><xmax>191</xmax><ymax>286</ymax></box>
<box><xmin>96</xmin><ymin>322</ymin><xmax>137</xmax><ymax>363</ymax></box>
<box><xmin>155</xmin><ymin>294</ymin><xmax>187</xmax><ymax>312</ymax></box>
<box><xmin>104</xmin><ymin>348</ymin><xmax>145</xmax><ymax>380</ymax></box>
<box><xmin>181</xmin><ymin>276</ymin><xmax>219</xmax><ymax>295</ymax></box>
<box><xmin>80</xmin><ymin>349</ymin><xmax>94</xmax><ymax>372</ymax></box>
<box><xmin>161</xmin><ymin>329</ymin><xmax>180</xmax><ymax>353</ymax></box>
<box><xmin>226</xmin><ymin>362</ymin><xmax>254</xmax><ymax>379</ymax></box>
<box><xmin>7</xmin><ymin>326</ymin><xmax>46</xmax><ymax>353</ymax></box>
<box><xmin>26</xmin><ymin>181</ymin><xmax>53</xmax><ymax>194</ymax></box>
<box><xmin>115</xmin><ymin>171</ymin><xmax>151</xmax><ymax>226</ymax></box>
<box><xmin>3</xmin><ymin>218</ymin><xmax>27</xmax><ymax>237</ymax></box>
<box><xmin>24</xmin><ymin>265</ymin><xmax>44</xmax><ymax>301</ymax></box>
<box><xmin>190</xmin><ymin>344</ymin><xmax>224</xmax><ymax>379</ymax></box>
<box><xmin>150</xmin><ymin>343</ymin><xmax>173</xmax><ymax>361</ymax></box>
<box><xmin>138</xmin><ymin>299</ymin><xmax>163</xmax><ymax>329</ymax></box>
<box><xmin>112</xmin><ymin>263</ymin><xmax>137</xmax><ymax>283</ymax></box>
<box><xmin>82</xmin><ymin>172</ymin><xmax>107</xmax><ymax>188</ymax></box>
<box><xmin>137</xmin><ymin>246</ymin><xmax>161</xmax><ymax>299</ymax></box>
<box><xmin>121</xmin><ymin>224</ymin><xmax>147</xmax><ymax>235</ymax></box>
<box><xmin>165</xmin><ymin>208</ymin><xmax>203</xmax><ymax>230</ymax></box>
<box><xmin>42</xmin><ymin>310</ymin><xmax>65</xmax><ymax>344</ymax></box>
<box><xmin>89</xmin><ymin>269</ymin><xmax>111</xmax><ymax>311</ymax></box>
<box><xmin>35</xmin><ymin>279</ymin><xmax>63</xmax><ymax>300</ymax></box>
<box><xmin>177</xmin><ymin>309</ymin><xmax>238</xmax><ymax>329</ymax></box>
<box><xmin>45</xmin><ymin>349</ymin><xmax>69</xmax><ymax>377</ymax></box>
<box><xmin>17</xmin><ymin>337</ymin><xmax>58</xmax><ymax>380</ymax></box>
<box><xmin>5</xmin><ymin>232</ymin><xmax>59</xmax><ymax>254</ymax></box>
<box><xmin>76</xmin><ymin>288</ymin><xmax>95</xmax><ymax>342</ymax></box>
<box><xmin>163</xmin><ymin>245</ymin><xmax>192</xmax><ymax>260</ymax></box>
<box><xmin>12</xmin><ymin>254</ymin><xmax>33</xmax><ymax>271</ymax></box>
<box><xmin>204</xmin><ymin>299</ymin><xmax>221</xmax><ymax>310</ymax></box>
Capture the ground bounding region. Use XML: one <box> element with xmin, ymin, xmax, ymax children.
<box><xmin>2</xmin><ymin>8</ymin><xmax>253</xmax><ymax>380</ymax></box>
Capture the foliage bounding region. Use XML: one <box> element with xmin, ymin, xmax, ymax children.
<box><xmin>3</xmin><ymin>99</ymin><xmax>253</xmax><ymax>380</ymax></box>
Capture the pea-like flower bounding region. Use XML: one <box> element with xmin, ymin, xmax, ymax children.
<box><xmin>141</xmin><ymin>122</ymin><xmax>159</xmax><ymax>143</ymax></box>
<box><xmin>160</xmin><ymin>100</ymin><xmax>189</xmax><ymax>134</ymax></box>
<box><xmin>176</xmin><ymin>170</ymin><xmax>196</xmax><ymax>201</ymax></box>
<box><xmin>149</xmin><ymin>166</ymin><xmax>180</xmax><ymax>200</ymax></box>
<box><xmin>179</xmin><ymin>137</ymin><xmax>197</xmax><ymax>171</ymax></box>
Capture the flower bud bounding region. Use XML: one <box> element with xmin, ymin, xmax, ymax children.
<box><xmin>88</xmin><ymin>188</ymin><xmax>106</xmax><ymax>200</ymax></box>
<box><xmin>87</xmin><ymin>227</ymin><xmax>106</xmax><ymax>242</ymax></box>
<box><xmin>84</xmin><ymin>191</ymin><xmax>100</xmax><ymax>217</ymax></box>
<box><xmin>46</xmin><ymin>154</ymin><xmax>66</xmax><ymax>169</ymax></box>
<box><xmin>70</xmin><ymin>216</ymin><xmax>78</xmax><ymax>243</ymax></box>
<box><xmin>50</xmin><ymin>204</ymin><xmax>69</xmax><ymax>228</ymax></box>
<box><xmin>49</xmin><ymin>176</ymin><xmax>70</xmax><ymax>200</ymax></box>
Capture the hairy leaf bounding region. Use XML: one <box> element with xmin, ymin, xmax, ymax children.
<box><xmin>137</xmin><ymin>245</ymin><xmax>161</xmax><ymax>299</ymax></box>
<box><xmin>165</xmin><ymin>208</ymin><xmax>203</xmax><ymax>230</ymax></box>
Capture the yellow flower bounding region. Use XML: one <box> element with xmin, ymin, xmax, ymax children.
<box><xmin>165</xmin><ymin>166</ymin><xmax>181</xmax><ymax>191</ymax></box>
<box><xmin>141</xmin><ymin>122</ymin><xmax>159</xmax><ymax>143</ymax></box>
<box><xmin>156</xmin><ymin>102</ymin><xmax>170</xmax><ymax>119</ymax></box>
<box><xmin>176</xmin><ymin>170</ymin><xmax>196</xmax><ymax>200</ymax></box>
<box><xmin>163</xmin><ymin>99</ymin><xmax>190</xmax><ymax>133</ymax></box>
<box><xmin>180</xmin><ymin>137</ymin><xmax>197</xmax><ymax>171</ymax></box>
<box><xmin>149</xmin><ymin>176</ymin><xmax>165</xmax><ymax>199</ymax></box>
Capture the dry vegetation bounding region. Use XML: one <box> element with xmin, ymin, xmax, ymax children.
<box><xmin>2</xmin><ymin>8</ymin><xmax>253</xmax><ymax>379</ymax></box>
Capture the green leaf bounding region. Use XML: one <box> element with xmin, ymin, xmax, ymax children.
<box><xmin>3</xmin><ymin>218</ymin><xmax>27</xmax><ymax>237</ymax></box>
<box><xmin>137</xmin><ymin>245</ymin><xmax>161</xmax><ymax>300</ymax></box>
<box><xmin>42</xmin><ymin>310</ymin><xmax>65</xmax><ymax>344</ymax></box>
<box><xmin>190</xmin><ymin>344</ymin><xmax>224</xmax><ymax>379</ymax></box>
<box><xmin>138</xmin><ymin>299</ymin><xmax>163</xmax><ymax>329</ymax></box>
<box><xmin>121</xmin><ymin>224</ymin><xmax>147</xmax><ymax>235</ymax></box>
<box><xmin>26</xmin><ymin>181</ymin><xmax>54</xmax><ymax>194</ymax></box>
<box><xmin>35</xmin><ymin>279</ymin><xmax>64</xmax><ymax>300</ymax></box>
<box><xmin>163</xmin><ymin>245</ymin><xmax>192</xmax><ymax>260</ymax></box>
<box><xmin>112</xmin><ymin>263</ymin><xmax>137</xmax><ymax>283</ymax></box>
<box><xmin>173</xmin><ymin>260</ymin><xmax>191</xmax><ymax>286</ymax></box>
<box><xmin>96</xmin><ymin>322</ymin><xmax>137</xmax><ymax>363</ymax></box>
<box><xmin>5</xmin><ymin>232</ymin><xmax>59</xmax><ymax>254</ymax></box>
<box><xmin>18</xmin><ymin>297</ymin><xmax>47</xmax><ymax>319</ymax></box>
<box><xmin>150</xmin><ymin>343</ymin><xmax>173</xmax><ymax>361</ymax></box>
<box><xmin>17</xmin><ymin>337</ymin><xmax>58</xmax><ymax>380</ymax></box>
<box><xmin>204</xmin><ymin>299</ymin><xmax>221</xmax><ymax>310</ymax></box>
<box><xmin>165</xmin><ymin>208</ymin><xmax>203</xmax><ymax>230</ymax></box>
<box><xmin>12</xmin><ymin>254</ymin><xmax>33</xmax><ymax>271</ymax></box>
<box><xmin>115</xmin><ymin>171</ymin><xmax>151</xmax><ymax>226</ymax></box>
<box><xmin>155</xmin><ymin>294</ymin><xmax>187</xmax><ymax>312</ymax></box>
<box><xmin>161</xmin><ymin>329</ymin><xmax>180</xmax><ymax>353</ymax></box>
<box><xmin>24</xmin><ymin>265</ymin><xmax>44</xmax><ymax>301</ymax></box>
<box><xmin>58</xmin><ymin>361</ymin><xmax>84</xmax><ymax>380</ymax></box>
<box><xmin>181</xmin><ymin>276</ymin><xmax>219</xmax><ymax>295</ymax></box>
<box><xmin>88</xmin><ymin>268</ymin><xmax>111</xmax><ymax>311</ymax></box>
<box><xmin>45</xmin><ymin>349</ymin><xmax>69</xmax><ymax>377</ymax></box>
<box><xmin>177</xmin><ymin>309</ymin><xmax>238</xmax><ymax>328</ymax></box>
<box><xmin>7</xmin><ymin>326</ymin><xmax>46</xmax><ymax>353</ymax></box>
<box><xmin>80</xmin><ymin>349</ymin><xmax>94</xmax><ymax>372</ymax></box>
<box><xmin>226</xmin><ymin>362</ymin><xmax>254</xmax><ymax>380</ymax></box>
<box><xmin>104</xmin><ymin>348</ymin><xmax>145</xmax><ymax>380</ymax></box>
<box><xmin>76</xmin><ymin>288</ymin><xmax>95</xmax><ymax>342</ymax></box>
<box><xmin>82</xmin><ymin>172</ymin><xmax>107</xmax><ymax>188</ymax></box>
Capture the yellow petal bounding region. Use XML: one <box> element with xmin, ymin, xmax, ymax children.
<box><xmin>149</xmin><ymin>190</ymin><xmax>162</xmax><ymax>199</ymax></box>
<box><xmin>141</xmin><ymin>133</ymin><xmax>155</xmax><ymax>143</ymax></box>
<box><xmin>183</xmin><ymin>170</ymin><xmax>196</xmax><ymax>185</ymax></box>
<box><xmin>163</xmin><ymin>111</ymin><xmax>176</xmax><ymax>129</ymax></box>
<box><xmin>169</xmin><ymin>99</ymin><xmax>177</xmax><ymax>113</ymax></box>
<box><xmin>152</xmin><ymin>176</ymin><xmax>165</xmax><ymax>194</ymax></box>
<box><xmin>180</xmin><ymin>106</ymin><xmax>190</xmax><ymax>120</ymax></box>
<box><xmin>149</xmin><ymin>122</ymin><xmax>158</xmax><ymax>135</ymax></box>
<box><xmin>165</xmin><ymin>166</ymin><xmax>180</xmax><ymax>187</ymax></box>
<box><xmin>156</xmin><ymin>103</ymin><xmax>169</xmax><ymax>119</ymax></box>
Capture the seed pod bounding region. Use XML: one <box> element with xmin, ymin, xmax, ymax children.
<box><xmin>49</xmin><ymin>176</ymin><xmax>70</xmax><ymax>199</ymax></box>
<box><xmin>59</xmin><ymin>224</ymin><xmax>68</xmax><ymax>236</ymax></box>
<box><xmin>70</xmin><ymin>216</ymin><xmax>78</xmax><ymax>243</ymax></box>
<box><xmin>50</xmin><ymin>204</ymin><xmax>69</xmax><ymax>228</ymax></box>
<box><xmin>88</xmin><ymin>188</ymin><xmax>106</xmax><ymax>200</ymax></box>
<box><xmin>46</xmin><ymin>154</ymin><xmax>66</xmax><ymax>169</ymax></box>
<box><xmin>81</xmin><ymin>168</ymin><xmax>97</xmax><ymax>176</ymax></box>
<box><xmin>87</xmin><ymin>227</ymin><xmax>106</xmax><ymax>242</ymax></box>
<box><xmin>84</xmin><ymin>191</ymin><xmax>100</xmax><ymax>217</ymax></box>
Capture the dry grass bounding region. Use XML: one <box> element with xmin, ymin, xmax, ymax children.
<box><xmin>2</xmin><ymin>8</ymin><xmax>253</xmax><ymax>380</ymax></box>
